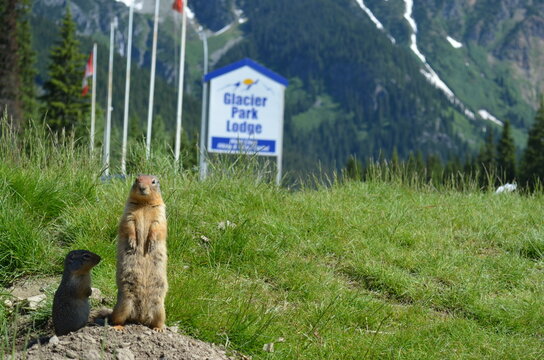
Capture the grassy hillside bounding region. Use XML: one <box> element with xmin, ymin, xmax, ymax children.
<box><xmin>1</xmin><ymin>123</ymin><xmax>543</xmax><ymax>359</ymax></box>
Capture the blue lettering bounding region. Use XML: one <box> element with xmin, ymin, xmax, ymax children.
<box><xmin>226</xmin><ymin>120</ymin><xmax>263</xmax><ymax>135</ymax></box>
<box><xmin>222</xmin><ymin>93</ymin><xmax>269</xmax><ymax>107</ymax></box>
<box><xmin>231</xmin><ymin>107</ymin><xmax>259</xmax><ymax>120</ymax></box>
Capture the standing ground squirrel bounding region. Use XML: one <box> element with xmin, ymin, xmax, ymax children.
<box><xmin>111</xmin><ymin>174</ymin><xmax>168</xmax><ymax>331</ymax></box>
<box><xmin>52</xmin><ymin>250</ymin><xmax>101</xmax><ymax>336</ymax></box>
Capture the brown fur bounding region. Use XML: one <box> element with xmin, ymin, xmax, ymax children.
<box><xmin>111</xmin><ymin>175</ymin><xmax>168</xmax><ymax>330</ymax></box>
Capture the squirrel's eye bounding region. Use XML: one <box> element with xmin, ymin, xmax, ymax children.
<box><xmin>152</xmin><ymin>180</ymin><xmax>157</xmax><ymax>185</ymax></box>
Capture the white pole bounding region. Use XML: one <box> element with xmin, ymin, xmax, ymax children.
<box><xmin>121</xmin><ymin>1</ymin><xmax>134</xmax><ymax>175</ymax></box>
<box><xmin>276</xmin><ymin>87</ymin><xmax>286</xmax><ymax>186</ymax></box>
<box><xmin>174</xmin><ymin>0</ymin><xmax>188</xmax><ymax>166</ymax></box>
<box><xmin>199</xmin><ymin>30</ymin><xmax>208</xmax><ymax>181</ymax></box>
<box><xmin>103</xmin><ymin>22</ymin><xmax>115</xmax><ymax>176</ymax></box>
<box><xmin>146</xmin><ymin>0</ymin><xmax>161</xmax><ymax>159</ymax></box>
<box><xmin>90</xmin><ymin>43</ymin><xmax>97</xmax><ymax>157</ymax></box>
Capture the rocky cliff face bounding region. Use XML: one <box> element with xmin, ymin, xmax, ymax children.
<box><xmin>418</xmin><ymin>0</ymin><xmax>544</xmax><ymax>109</ymax></box>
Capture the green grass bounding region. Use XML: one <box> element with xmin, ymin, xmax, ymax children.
<box><xmin>1</xmin><ymin>120</ymin><xmax>543</xmax><ymax>359</ymax></box>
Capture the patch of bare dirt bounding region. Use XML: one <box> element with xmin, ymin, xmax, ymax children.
<box><xmin>10</xmin><ymin>324</ymin><xmax>235</xmax><ymax>360</ymax></box>
<box><xmin>3</xmin><ymin>278</ymin><xmax>240</xmax><ymax>360</ymax></box>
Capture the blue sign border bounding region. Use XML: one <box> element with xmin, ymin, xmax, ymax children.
<box><xmin>211</xmin><ymin>137</ymin><xmax>276</xmax><ymax>154</ymax></box>
<box><xmin>204</xmin><ymin>58</ymin><xmax>289</xmax><ymax>87</ymax></box>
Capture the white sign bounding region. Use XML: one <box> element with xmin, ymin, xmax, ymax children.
<box><xmin>204</xmin><ymin>58</ymin><xmax>288</xmax><ymax>156</ymax></box>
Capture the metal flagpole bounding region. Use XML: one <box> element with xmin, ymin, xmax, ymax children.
<box><xmin>276</xmin><ymin>87</ymin><xmax>286</xmax><ymax>186</ymax></box>
<box><xmin>121</xmin><ymin>1</ymin><xmax>134</xmax><ymax>175</ymax></box>
<box><xmin>103</xmin><ymin>21</ymin><xmax>115</xmax><ymax>176</ymax></box>
<box><xmin>146</xmin><ymin>0</ymin><xmax>161</xmax><ymax>159</ymax></box>
<box><xmin>174</xmin><ymin>0</ymin><xmax>188</xmax><ymax>166</ymax></box>
<box><xmin>90</xmin><ymin>43</ymin><xmax>97</xmax><ymax>157</ymax></box>
<box><xmin>199</xmin><ymin>30</ymin><xmax>208</xmax><ymax>181</ymax></box>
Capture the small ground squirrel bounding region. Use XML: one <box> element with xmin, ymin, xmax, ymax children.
<box><xmin>52</xmin><ymin>250</ymin><xmax>101</xmax><ymax>336</ymax></box>
<box><xmin>111</xmin><ymin>174</ymin><xmax>168</xmax><ymax>331</ymax></box>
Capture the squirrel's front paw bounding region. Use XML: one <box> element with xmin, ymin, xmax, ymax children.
<box><xmin>128</xmin><ymin>237</ymin><xmax>137</xmax><ymax>249</ymax></box>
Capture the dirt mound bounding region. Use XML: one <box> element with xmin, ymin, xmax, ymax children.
<box><xmin>11</xmin><ymin>324</ymin><xmax>234</xmax><ymax>360</ymax></box>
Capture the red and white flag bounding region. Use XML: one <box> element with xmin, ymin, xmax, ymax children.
<box><xmin>172</xmin><ymin>0</ymin><xmax>183</xmax><ymax>13</ymax></box>
<box><xmin>82</xmin><ymin>52</ymin><xmax>94</xmax><ymax>96</ymax></box>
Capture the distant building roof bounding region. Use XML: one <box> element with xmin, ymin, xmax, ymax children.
<box><xmin>204</xmin><ymin>58</ymin><xmax>289</xmax><ymax>86</ymax></box>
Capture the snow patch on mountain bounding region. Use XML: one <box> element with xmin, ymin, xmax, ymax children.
<box><xmin>419</xmin><ymin>68</ymin><xmax>455</xmax><ymax>99</ymax></box>
<box><xmin>355</xmin><ymin>0</ymin><xmax>396</xmax><ymax>43</ymax></box>
<box><xmin>185</xmin><ymin>6</ymin><xmax>195</xmax><ymax>20</ymax></box>
<box><xmin>114</xmin><ymin>0</ymin><xmax>143</xmax><ymax>11</ymax></box>
<box><xmin>402</xmin><ymin>0</ymin><xmax>475</xmax><ymax>119</ymax></box>
<box><xmin>234</xmin><ymin>8</ymin><xmax>248</xmax><ymax>24</ymax></box>
<box><xmin>478</xmin><ymin>110</ymin><xmax>503</xmax><ymax>126</ymax></box>
<box><xmin>447</xmin><ymin>36</ymin><xmax>463</xmax><ymax>49</ymax></box>
<box><xmin>214</xmin><ymin>24</ymin><xmax>232</xmax><ymax>36</ymax></box>
<box><xmin>212</xmin><ymin>8</ymin><xmax>247</xmax><ymax>36</ymax></box>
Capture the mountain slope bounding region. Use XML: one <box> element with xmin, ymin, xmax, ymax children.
<box><xmin>364</xmin><ymin>0</ymin><xmax>544</xmax><ymax>145</ymax></box>
<box><xmin>29</xmin><ymin>0</ymin><xmax>544</xmax><ymax>175</ymax></box>
<box><xmin>221</xmin><ymin>0</ymin><xmax>483</xmax><ymax>172</ymax></box>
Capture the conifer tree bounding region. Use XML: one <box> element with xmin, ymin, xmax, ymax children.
<box><xmin>391</xmin><ymin>147</ymin><xmax>400</xmax><ymax>171</ymax></box>
<box><xmin>496</xmin><ymin>120</ymin><xmax>516</xmax><ymax>183</ymax></box>
<box><xmin>18</xmin><ymin>0</ymin><xmax>37</xmax><ymax>122</ymax></box>
<box><xmin>477</xmin><ymin>127</ymin><xmax>496</xmax><ymax>185</ymax></box>
<box><xmin>444</xmin><ymin>155</ymin><xmax>462</xmax><ymax>180</ymax></box>
<box><xmin>426</xmin><ymin>154</ymin><xmax>443</xmax><ymax>184</ymax></box>
<box><xmin>345</xmin><ymin>155</ymin><xmax>363</xmax><ymax>180</ymax></box>
<box><xmin>478</xmin><ymin>128</ymin><xmax>496</xmax><ymax>170</ymax></box>
<box><xmin>42</xmin><ymin>5</ymin><xmax>88</xmax><ymax>136</ymax></box>
<box><xmin>520</xmin><ymin>100</ymin><xmax>544</xmax><ymax>188</ymax></box>
<box><xmin>415</xmin><ymin>150</ymin><xmax>425</xmax><ymax>174</ymax></box>
<box><xmin>0</xmin><ymin>0</ymin><xmax>22</xmax><ymax>124</ymax></box>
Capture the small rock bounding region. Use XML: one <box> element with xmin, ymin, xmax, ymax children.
<box><xmin>277</xmin><ymin>337</ymin><xmax>285</xmax><ymax>343</ymax></box>
<box><xmin>65</xmin><ymin>349</ymin><xmax>78</xmax><ymax>359</ymax></box>
<box><xmin>78</xmin><ymin>335</ymin><xmax>95</xmax><ymax>346</ymax></box>
<box><xmin>90</xmin><ymin>288</ymin><xmax>103</xmax><ymax>301</ymax></box>
<box><xmin>87</xmin><ymin>349</ymin><xmax>101</xmax><ymax>360</ymax></box>
<box><xmin>116</xmin><ymin>348</ymin><xmax>135</xmax><ymax>360</ymax></box>
<box><xmin>4</xmin><ymin>299</ymin><xmax>13</xmax><ymax>308</ymax></box>
<box><xmin>496</xmin><ymin>183</ymin><xmax>517</xmax><ymax>194</ymax></box>
<box><xmin>26</xmin><ymin>294</ymin><xmax>47</xmax><ymax>310</ymax></box>
<box><xmin>120</xmin><ymin>342</ymin><xmax>132</xmax><ymax>348</ymax></box>
<box><xmin>169</xmin><ymin>325</ymin><xmax>179</xmax><ymax>333</ymax></box>
<box><xmin>218</xmin><ymin>220</ymin><xmax>237</xmax><ymax>230</ymax></box>
<box><xmin>200</xmin><ymin>235</ymin><xmax>211</xmax><ymax>244</ymax></box>
<box><xmin>49</xmin><ymin>335</ymin><xmax>60</xmax><ymax>346</ymax></box>
<box><xmin>263</xmin><ymin>342</ymin><xmax>274</xmax><ymax>353</ymax></box>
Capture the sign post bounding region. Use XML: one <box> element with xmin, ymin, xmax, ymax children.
<box><xmin>203</xmin><ymin>58</ymin><xmax>288</xmax><ymax>185</ymax></box>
